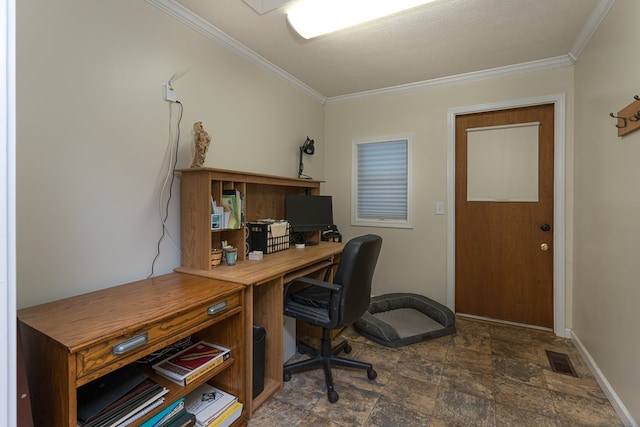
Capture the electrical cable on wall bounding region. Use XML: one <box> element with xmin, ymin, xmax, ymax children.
<box><xmin>157</xmin><ymin>100</ymin><xmax>183</xmax><ymax>253</ymax></box>
<box><xmin>148</xmin><ymin>100</ymin><xmax>183</xmax><ymax>279</ymax></box>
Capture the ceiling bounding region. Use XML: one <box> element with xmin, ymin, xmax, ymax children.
<box><xmin>149</xmin><ymin>0</ymin><xmax>612</xmax><ymax>102</ymax></box>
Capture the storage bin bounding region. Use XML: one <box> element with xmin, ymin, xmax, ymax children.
<box><xmin>247</xmin><ymin>221</ymin><xmax>290</xmax><ymax>254</ymax></box>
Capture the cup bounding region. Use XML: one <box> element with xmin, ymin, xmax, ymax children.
<box><xmin>224</xmin><ymin>248</ymin><xmax>238</xmax><ymax>266</ymax></box>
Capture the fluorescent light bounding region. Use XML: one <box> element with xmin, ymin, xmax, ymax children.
<box><xmin>287</xmin><ymin>0</ymin><xmax>436</xmax><ymax>39</ymax></box>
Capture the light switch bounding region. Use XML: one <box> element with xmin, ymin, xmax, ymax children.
<box><xmin>435</xmin><ymin>202</ymin><xmax>445</xmax><ymax>215</ymax></box>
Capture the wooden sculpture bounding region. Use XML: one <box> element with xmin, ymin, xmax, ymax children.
<box><xmin>190</xmin><ymin>121</ymin><xmax>211</xmax><ymax>168</ymax></box>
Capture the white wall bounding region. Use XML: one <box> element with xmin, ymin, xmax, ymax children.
<box><xmin>16</xmin><ymin>0</ymin><xmax>324</xmax><ymax>308</ymax></box>
<box><xmin>325</xmin><ymin>68</ymin><xmax>575</xmax><ymax>313</ymax></box>
<box><xmin>573</xmin><ymin>0</ymin><xmax>640</xmax><ymax>422</ymax></box>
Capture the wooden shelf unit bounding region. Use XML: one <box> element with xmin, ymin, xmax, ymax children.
<box><xmin>178</xmin><ymin>168</ymin><xmax>322</xmax><ymax>269</ymax></box>
<box><xmin>18</xmin><ymin>273</ymin><xmax>247</xmax><ymax>427</ymax></box>
<box><xmin>176</xmin><ymin>168</ymin><xmax>348</xmax><ymax>416</ymax></box>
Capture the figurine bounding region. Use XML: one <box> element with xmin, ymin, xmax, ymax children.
<box><xmin>190</xmin><ymin>121</ymin><xmax>211</xmax><ymax>168</ymax></box>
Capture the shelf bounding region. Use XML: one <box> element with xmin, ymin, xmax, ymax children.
<box><xmin>251</xmin><ymin>378</ymin><xmax>280</xmax><ymax>410</ymax></box>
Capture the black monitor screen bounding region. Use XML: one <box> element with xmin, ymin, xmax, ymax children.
<box><xmin>285</xmin><ymin>194</ymin><xmax>334</xmax><ymax>232</ymax></box>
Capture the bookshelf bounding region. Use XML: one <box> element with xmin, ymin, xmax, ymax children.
<box><xmin>178</xmin><ymin>168</ymin><xmax>322</xmax><ymax>269</ymax></box>
<box><xmin>17</xmin><ymin>273</ymin><xmax>247</xmax><ymax>427</ymax></box>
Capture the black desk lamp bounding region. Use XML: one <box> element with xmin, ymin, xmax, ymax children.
<box><xmin>298</xmin><ymin>137</ymin><xmax>315</xmax><ymax>179</ymax></box>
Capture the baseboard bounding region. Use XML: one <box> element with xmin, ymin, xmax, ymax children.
<box><xmin>570</xmin><ymin>330</ymin><xmax>638</xmax><ymax>427</ymax></box>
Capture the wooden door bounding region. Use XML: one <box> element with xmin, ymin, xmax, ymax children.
<box><xmin>455</xmin><ymin>104</ymin><xmax>554</xmax><ymax>328</ymax></box>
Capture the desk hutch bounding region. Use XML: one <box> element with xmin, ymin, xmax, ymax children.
<box><xmin>177</xmin><ymin>167</ymin><xmax>324</xmax><ymax>267</ymax></box>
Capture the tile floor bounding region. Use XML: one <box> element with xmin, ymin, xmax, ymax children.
<box><xmin>248</xmin><ymin>317</ymin><xmax>623</xmax><ymax>426</ymax></box>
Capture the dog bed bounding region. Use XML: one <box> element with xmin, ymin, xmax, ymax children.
<box><xmin>354</xmin><ymin>293</ymin><xmax>456</xmax><ymax>347</ymax></box>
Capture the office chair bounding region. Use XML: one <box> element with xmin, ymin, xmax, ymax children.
<box><xmin>283</xmin><ymin>234</ymin><xmax>382</xmax><ymax>403</ymax></box>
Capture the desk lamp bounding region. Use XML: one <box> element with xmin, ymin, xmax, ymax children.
<box><xmin>298</xmin><ymin>137</ymin><xmax>315</xmax><ymax>179</ymax></box>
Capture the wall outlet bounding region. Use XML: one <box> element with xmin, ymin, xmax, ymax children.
<box><xmin>163</xmin><ymin>84</ymin><xmax>177</xmax><ymax>102</ymax></box>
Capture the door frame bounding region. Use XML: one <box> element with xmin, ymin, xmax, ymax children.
<box><xmin>446</xmin><ymin>94</ymin><xmax>567</xmax><ymax>337</ymax></box>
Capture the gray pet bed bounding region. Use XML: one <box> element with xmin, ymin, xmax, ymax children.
<box><xmin>354</xmin><ymin>293</ymin><xmax>456</xmax><ymax>347</ymax></box>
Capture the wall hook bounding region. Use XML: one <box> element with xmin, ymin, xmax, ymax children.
<box><xmin>629</xmin><ymin>111</ymin><xmax>640</xmax><ymax>122</ymax></box>
<box><xmin>635</xmin><ymin>95</ymin><xmax>640</xmax><ymax>101</ymax></box>
<box><xmin>610</xmin><ymin>112</ymin><xmax>628</xmax><ymax>128</ymax></box>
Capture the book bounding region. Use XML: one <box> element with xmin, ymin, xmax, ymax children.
<box><xmin>80</xmin><ymin>380</ymin><xmax>168</xmax><ymax>427</ymax></box>
<box><xmin>77</xmin><ymin>366</ymin><xmax>150</xmax><ymax>423</ymax></box>
<box><xmin>221</xmin><ymin>190</ymin><xmax>242</xmax><ymax>229</ymax></box>
<box><xmin>113</xmin><ymin>394</ymin><xmax>166</xmax><ymax>427</ymax></box>
<box><xmin>159</xmin><ymin>408</ymin><xmax>196</xmax><ymax>427</ymax></box>
<box><xmin>207</xmin><ymin>401</ymin><xmax>242</xmax><ymax>427</ymax></box>
<box><xmin>152</xmin><ymin>341</ymin><xmax>230</xmax><ymax>386</ymax></box>
<box><xmin>155</xmin><ymin>354</ymin><xmax>229</xmax><ymax>387</ymax></box>
<box><xmin>140</xmin><ymin>398</ymin><xmax>184</xmax><ymax>427</ymax></box>
<box><xmin>211</xmin><ymin>198</ymin><xmax>224</xmax><ymax>230</ymax></box>
<box><xmin>183</xmin><ymin>384</ymin><xmax>237</xmax><ymax>427</ymax></box>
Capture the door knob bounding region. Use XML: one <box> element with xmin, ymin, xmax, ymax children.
<box><xmin>540</xmin><ymin>223</ymin><xmax>551</xmax><ymax>232</ymax></box>
<box><xmin>541</xmin><ymin>243</ymin><xmax>549</xmax><ymax>251</ymax></box>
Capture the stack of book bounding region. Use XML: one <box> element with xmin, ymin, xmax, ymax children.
<box><xmin>220</xmin><ymin>189</ymin><xmax>244</xmax><ymax>229</ymax></box>
<box><xmin>152</xmin><ymin>341</ymin><xmax>231</xmax><ymax>386</ymax></box>
<box><xmin>184</xmin><ymin>383</ymin><xmax>243</xmax><ymax>427</ymax></box>
<box><xmin>141</xmin><ymin>397</ymin><xmax>196</xmax><ymax>427</ymax></box>
<box><xmin>77</xmin><ymin>365</ymin><xmax>168</xmax><ymax>427</ymax></box>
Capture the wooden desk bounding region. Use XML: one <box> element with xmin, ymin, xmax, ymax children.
<box><xmin>18</xmin><ymin>273</ymin><xmax>247</xmax><ymax>427</ymax></box>
<box><xmin>176</xmin><ymin>242</ymin><xmax>344</xmax><ymax>414</ymax></box>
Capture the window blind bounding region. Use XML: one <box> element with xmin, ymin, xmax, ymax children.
<box><xmin>356</xmin><ymin>139</ymin><xmax>408</xmax><ymax>220</ymax></box>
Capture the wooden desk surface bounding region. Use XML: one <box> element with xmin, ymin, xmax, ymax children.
<box><xmin>175</xmin><ymin>242</ymin><xmax>345</xmax><ymax>285</ymax></box>
<box><xmin>17</xmin><ymin>272</ymin><xmax>243</xmax><ymax>351</ymax></box>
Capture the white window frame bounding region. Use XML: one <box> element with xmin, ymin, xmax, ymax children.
<box><xmin>351</xmin><ymin>135</ymin><xmax>413</xmax><ymax>229</ymax></box>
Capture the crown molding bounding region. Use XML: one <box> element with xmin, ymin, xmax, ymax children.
<box><xmin>569</xmin><ymin>0</ymin><xmax>615</xmax><ymax>62</ymax></box>
<box><xmin>146</xmin><ymin>0</ymin><xmax>325</xmax><ymax>103</ymax></box>
<box><xmin>148</xmin><ymin>0</ymin><xmax>611</xmax><ymax>106</ymax></box>
<box><xmin>324</xmin><ymin>55</ymin><xmax>574</xmax><ymax>105</ymax></box>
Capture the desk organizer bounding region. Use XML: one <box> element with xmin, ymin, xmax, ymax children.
<box><xmin>248</xmin><ymin>221</ymin><xmax>290</xmax><ymax>254</ymax></box>
<box><xmin>210</xmin><ymin>249</ymin><xmax>223</xmax><ymax>266</ymax></box>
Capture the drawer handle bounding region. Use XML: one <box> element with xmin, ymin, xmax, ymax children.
<box><xmin>207</xmin><ymin>301</ymin><xmax>227</xmax><ymax>315</ymax></box>
<box><xmin>112</xmin><ymin>332</ymin><xmax>148</xmax><ymax>355</ymax></box>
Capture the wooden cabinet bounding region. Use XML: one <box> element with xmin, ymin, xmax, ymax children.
<box><xmin>18</xmin><ymin>273</ymin><xmax>246</xmax><ymax>427</ymax></box>
<box><xmin>178</xmin><ymin>168</ymin><xmax>322</xmax><ymax>269</ymax></box>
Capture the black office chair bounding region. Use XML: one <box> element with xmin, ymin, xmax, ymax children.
<box><xmin>283</xmin><ymin>234</ymin><xmax>382</xmax><ymax>403</ymax></box>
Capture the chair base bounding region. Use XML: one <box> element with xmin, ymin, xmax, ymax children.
<box><xmin>283</xmin><ymin>328</ymin><xmax>377</xmax><ymax>403</ymax></box>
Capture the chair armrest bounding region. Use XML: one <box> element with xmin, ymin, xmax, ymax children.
<box><xmin>284</xmin><ymin>277</ymin><xmax>343</xmax><ymax>326</ymax></box>
<box><xmin>284</xmin><ymin>276</ymin><xmax>340</xmax><ymax>299</ymax></box>
<box><xmin>322</xmin><ymin>262</ymin><xmax>339</xmax><ymax>282</ymax></box>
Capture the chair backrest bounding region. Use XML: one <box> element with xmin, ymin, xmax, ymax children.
<box><xmin>333</xmin><ymin>234</ymin><xmax>382</xmax><ymax>326</ymax></box>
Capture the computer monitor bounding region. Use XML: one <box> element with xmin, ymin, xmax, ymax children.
<box><xmin>285</xmin><ymin>194</ymin><xmax>335</xmax><ymax>233</ymax></box>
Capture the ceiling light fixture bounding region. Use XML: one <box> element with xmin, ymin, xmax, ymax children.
<box><xmin>287</xmin><ymin>0</ymin><xmax>436</xmax><ymax>39</ymax></box>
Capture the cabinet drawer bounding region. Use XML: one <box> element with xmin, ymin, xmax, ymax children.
<box><xmin>75</xmin><ymin>293</ymin><xmax>240</xmax><ymax>379</ymax></box>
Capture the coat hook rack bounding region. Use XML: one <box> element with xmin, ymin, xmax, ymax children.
<box><xmin>609</xmin><ymin>112</ymin><xmax>627</xmax><ymax>128</ymax></box>
<box><xmin>610</xmin><ymin>95</ymin><xmax>640</xmax><ymax>137</ymax></box>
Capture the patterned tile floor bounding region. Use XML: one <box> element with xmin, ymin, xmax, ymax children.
<box><xmin>248</xmin><ymin>318</ymin><xmax>623</xmax><ymax>426</ymax></box>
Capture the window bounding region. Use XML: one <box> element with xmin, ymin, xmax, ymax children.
<box><xmin>351</xmin><ymin>136</ymin><xmax>413</xmax><ymax>228</ymax></box>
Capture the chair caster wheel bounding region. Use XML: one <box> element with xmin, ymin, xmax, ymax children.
<box><xmin>328</xmin><ymin>390</ymin><xmax>339</xmax><ymax>403</ymax></box>
<box><xmin>367</xmin><ymin>369</ymin><xmax>377</xmax><ymax>380</ymax></box>
<box><xmin>284</xmin><ymin>371</ymin><xmax>291</xmax><ymax>382</ymax></box>
<box><xmin>343</xmin><ymin>344</ymin><xmax>352</xmax><ymax>354</ymax></box>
